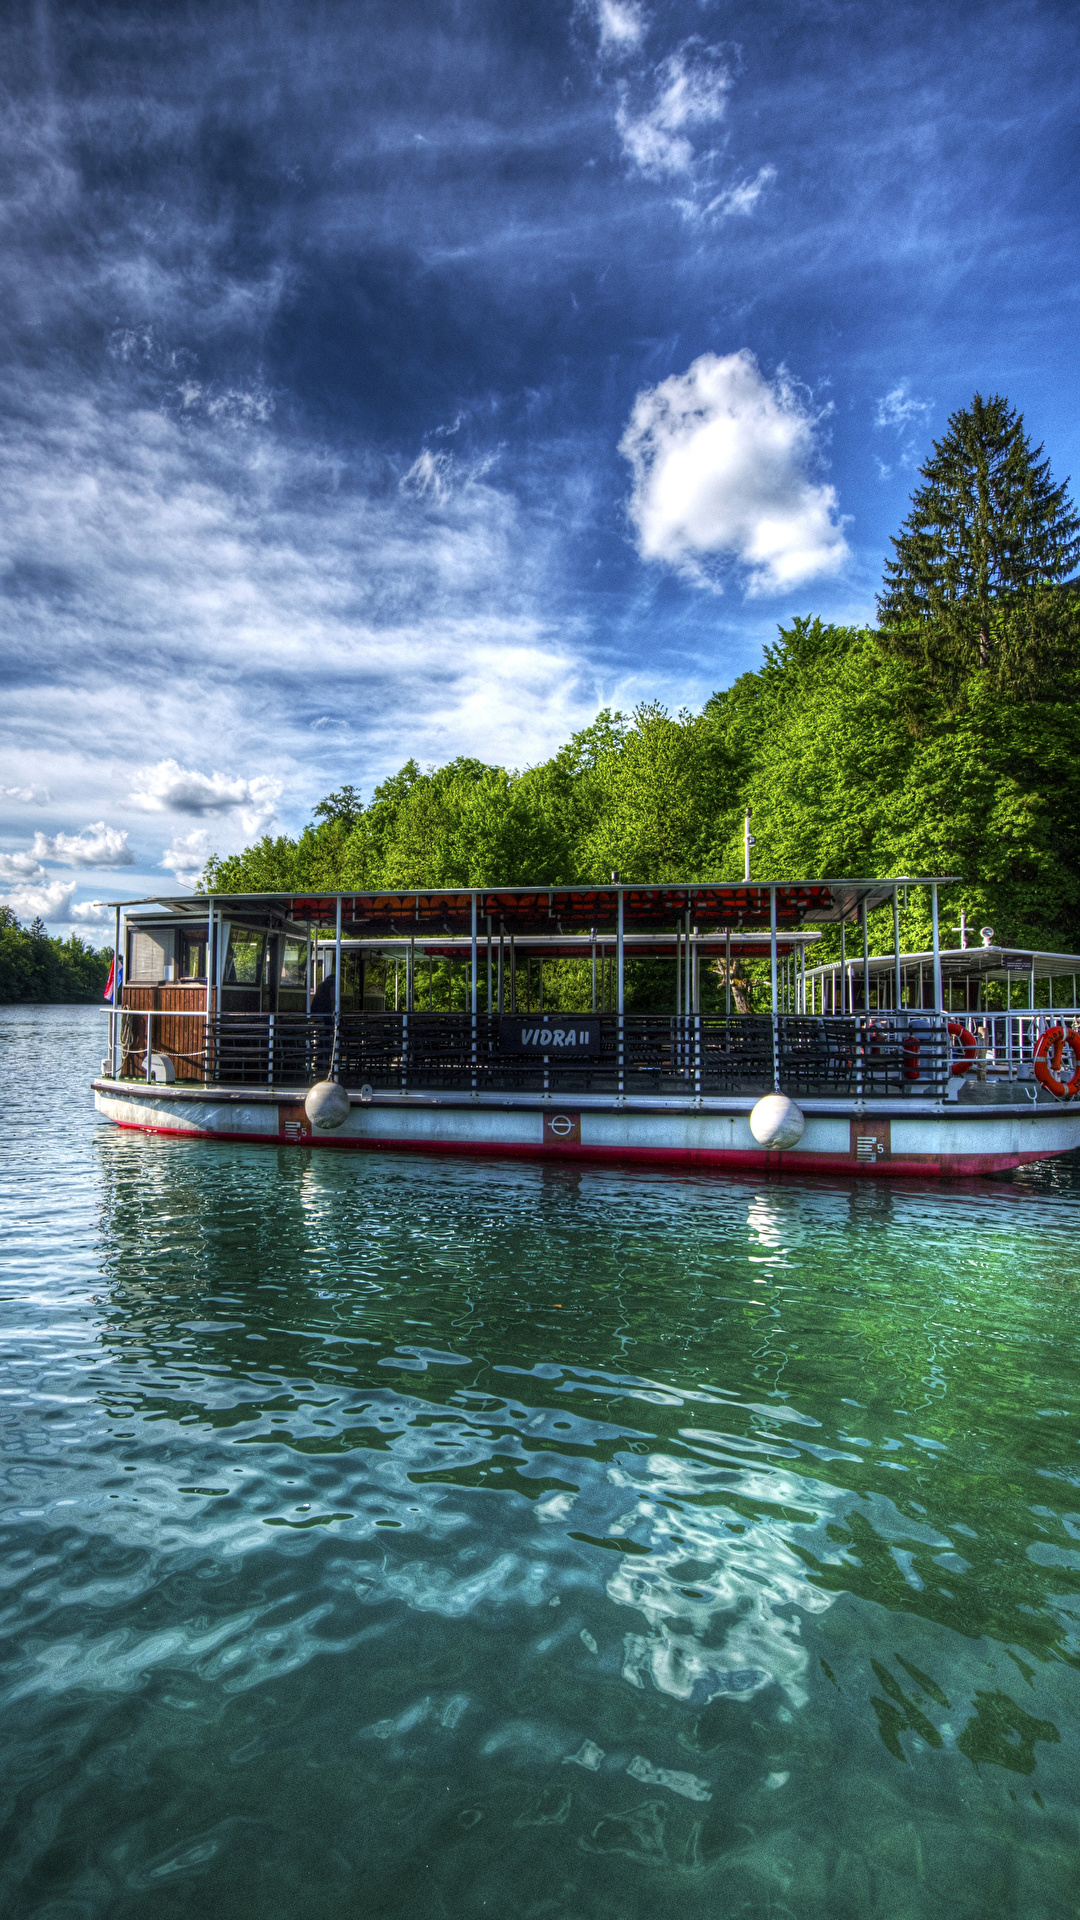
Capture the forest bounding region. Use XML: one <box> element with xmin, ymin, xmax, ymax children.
<box><xmin>0</xmin><ymin>910</ymin><xmax>111</xmax><ymax>1004</ymax></box>
<box><xmin>205</xmin><ymin>396</ymin><xmax>1080</xmax><ymax>978</ymax></box>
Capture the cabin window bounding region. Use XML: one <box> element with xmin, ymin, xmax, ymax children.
<box><xmin>225</xmin><ymin>931</ymin><xmax>264</xmax><ymax>986</ymax></box>
<box><xmin>178</xmin><ymin>929</ymin><xmax>207</xmax><ymax>980</ymax></box>
<box><xmin>129</xmin><ymin>928</ymin><xmax>175</xmax><ymax>982</ymax></box>
<box><xmin>279</xmin><ymin>937</ymin><xmax>308</xmax><ymax>988</ymax></box>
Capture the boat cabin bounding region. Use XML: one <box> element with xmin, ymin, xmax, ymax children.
<box><xmin>100</xmin><ymin>874</ymin><xmax>999</xmax><ymax>1099</ymax></box>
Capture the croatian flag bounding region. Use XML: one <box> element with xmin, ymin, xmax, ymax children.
<box><xmin>104</xmin><ymin>956</ymin><xmax>123</xmax><ymax>1001</ymax></box>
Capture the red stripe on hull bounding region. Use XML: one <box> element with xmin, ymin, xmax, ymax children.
<box><xmin>100</xmin><ymin>1116</ymin><xmax>1059</xmax><ymax>1179</ymax></box>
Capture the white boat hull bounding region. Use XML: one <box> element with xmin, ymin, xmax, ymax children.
<box><xmin>92</xmin><ymin>1079</ymin><xmax>1080</xmax><ymax>1178</ymax></box>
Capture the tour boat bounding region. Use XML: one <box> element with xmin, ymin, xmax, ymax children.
<box><xmin>91</xmin><ymin>878</ymin><xmax>1080</xmax><ymax>1178</ymax></box>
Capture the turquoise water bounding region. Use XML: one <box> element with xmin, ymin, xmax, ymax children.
<box><xmin>2</xmin><ymin>1005</ymin><xmax>1080</xmax><ymax>1918</ymax></box>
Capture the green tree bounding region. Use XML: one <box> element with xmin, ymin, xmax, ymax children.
<box><xmin>878</xmin><ymin>393</ymin><xmax>1080</xmax><ymax>683</ymax></box>
<box><xmin>0</xmin><ymin>908</ymin><xmax>111</xmax><ymax>1002</ymax></box>
<box><xmin>312</xmin><ymin>785</ymin><xmax>364</xmax><ymax>829</ymax></box>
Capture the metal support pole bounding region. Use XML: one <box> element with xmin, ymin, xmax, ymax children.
<box><xmin>497</xmin><ymin>922</ymin><xmax>504</xmax><ymax>1016</ymax></box>
<box><xmin>839</xmin><ymin>920</ymin><xmax>846</xmax><ymax>1015</ymax></box>
<box><xmin>931</xmin><ymin>884</ymin><xmax>943</xmax><ymax>1013</ymax></box>
<box><xmin>725</xmin><ymin>928</ymin><xmax>731</xmax><ymax>1018</ymax></box>
<box><xmin>692</xmin><ymin>926</ymin><xmax>699</xmax><ymax>1015</ymax></box>
<box><xmin>770</xmin><ymin>885</ymin><xmax>780</xmax><ymax>1091</ymax></box>
<box><xmin>111</xmin><ymin>903</ymin><xmax>121</xmax><ymax>1076</ymax></box>
<box><xmin>617</xmin><ymin>886</ymin><xmax>625</xmax><ymax>1096</ymax></box>
<box><xmin>333</xmin><ymin>897</ymin><xmax>342</xmax><ymax>1079</ymax></box>
<box><xmin>470</xmin><ymin>893</ymin><xmax>478</xmax><ymax>1087</ymax></box>
<box><xmin>204</xmin><ymin>899</ymin><xmax>214</xmax><ymax>1084</ymax></box>
<box><xmin>486</xmin><ymin>915</ymin><xmax>492</xmax><ymax>1015</ymax></box>
<box><xmin>893</xmin><ymin>886</ymin><xmax>901</xmax><ymax>1014</ymax></box>
<box><xmin>267</xmin><ymin>1012</ymin><xmax>275</xmax><ymax>1087</ymax></box>
<box><xmin>591</xmin><ymin>933</ymin><xmax>596</xmax><ymax>1013</ymax></box>
<box><xmin>861</xmin><ymin>899</ymin><xmax>870</xmax><ymax>1014</ymax></box>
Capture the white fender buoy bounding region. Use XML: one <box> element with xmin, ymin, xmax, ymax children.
<box><xmin>304</xmin><ymin>1080</ymin><xmax>351</xmax><ymax>1131</ymax></box>
<box><xmin>749</xmin><ymin>1093</ymin><xmax>805</xmax><ymax>1150</ymax></box>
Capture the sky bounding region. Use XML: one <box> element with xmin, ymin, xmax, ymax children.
<box><xmin>2</xmin><ymin>0</ymin><xmax>1078</xmax><ymax>929</ymax></box>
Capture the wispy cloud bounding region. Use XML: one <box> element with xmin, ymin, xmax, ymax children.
<box><xmin>616</xmin><ymin>41</ymin><xmax>731</xmax><ymax>182</ymax></box>
<box><xmin>873</xmin><ymin>381</ymin><xmax>932</xmax><ymax>477</ymax></box>
<box><xmin>706</xmin><ymin>166</ymin><xmax>777</xmax><ymax>218</ymax></box>
<box><xmin>400</xmin><ymin>449</ymin><xmax>455</xmax><ymax>506</ymax></box>
<box><xmin>582</xmin><ymin>0</ymin><xmax>649</xmax><ymax>59</ymax></box>
<box><xmin>578</xmin><ymin>15</ymin><xmax>773</xmax><ymax>223</ymax></box>
<box><xmin>620</xmin><ymin>350</ymin><xmax>849</xmax><ymax>595</ymax></box>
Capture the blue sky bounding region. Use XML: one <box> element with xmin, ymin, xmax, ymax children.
<box><xmin>2</xmin><ymin>0</ymin><xmax>1078</xmax><ymax>926</ymax></box>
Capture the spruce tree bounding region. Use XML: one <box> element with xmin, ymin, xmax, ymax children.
<box><xmin>877</xmin><ymin>393</ymin><xmax>1080</xmax><ymax>677</ymax></box>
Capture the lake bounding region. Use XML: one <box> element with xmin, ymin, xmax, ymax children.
<box><xmin>1</xmin><ymin>1003</ymin><xmax>1078</xmax><ymax>1918</ymax></box>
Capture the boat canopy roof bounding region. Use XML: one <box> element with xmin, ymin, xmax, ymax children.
<box><xmin>807</xmin><ymin>945</ymin><xmax>1080</xmax><ymax>982</ymax></box>
<box><xmin>109</xmin><ymin>876</ymin><xmax>959</xmax><ymax>936</ymax></box>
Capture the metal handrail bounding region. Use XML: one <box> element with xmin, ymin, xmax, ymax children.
<box><xmin>104</xmin><ymin>1007</ymin><xmax>984</xmax><ymax>1100</ymax></box>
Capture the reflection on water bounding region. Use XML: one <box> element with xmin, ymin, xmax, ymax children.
<box><xmin>1</xmin><ymin>1005</ymin><xmax>1079</xmax><ymax>1917</ymax></box>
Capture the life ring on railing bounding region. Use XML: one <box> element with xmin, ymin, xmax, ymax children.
<box><xmin>947</xmin><ymin>1020</ymin><xmax>978</xmax><ymax>1077</ymax></box>
<box><xmin>902</xmin><ymin>1032</ymin><xmax>921</xmax><ymax>1080</ymax></box>
<box><xmin>1033</xmin><ymin>1025</ymin><xmax>1080</xmax><ymax>1100</ymax></box>
<box><xmin>864</xmin><ymin>1017</ymin><xmax>885</xmax><ymax>1057</ymax></box>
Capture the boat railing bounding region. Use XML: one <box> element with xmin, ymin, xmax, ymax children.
<box><xmin>967</xmin><ymin>1008</ymin><xmax>1079</xmax><ymax>1076</ymax></box>
<box><xmin>107</xmin><ymin>1007</ymin><xmax>979</xmax><ymax>1100</ymax></box>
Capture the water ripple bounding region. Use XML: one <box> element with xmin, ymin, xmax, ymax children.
<box><xmin>1</xmin><ymin>1007</ymin><xmax>1080</xmax><ymax>1917</ymax></box>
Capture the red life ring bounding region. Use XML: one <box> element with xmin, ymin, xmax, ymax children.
<box><xmin>947</xmin><ymin>1020</ymin><xmax>978</xmax><ymax>1077</ymax></box>
<box><xmin>902</xmin><ymin>1032</ymin><xmax>921</xmax><ymax>1080</ymax></box>
<box><xmin>1033</xmin><ymin>1026</ymin><xmax>1080</xmax><ymax>1100</ymax></box>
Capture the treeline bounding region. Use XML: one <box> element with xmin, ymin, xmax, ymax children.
<box><xmin>205</xmin><ymin>394</ymin><xmax>1080</xmax><ymax>966</ymax></box>
<box><xmin>0</xmin><ymin>910</ymin><xmax>111</xmax><ymax>1004</ymax></box>
<box><xmin>204</xmin><ymin>607</ymin><xmax>1080</xmax><ymax>964</ymax></box>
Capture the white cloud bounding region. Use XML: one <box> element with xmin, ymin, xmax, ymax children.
<box><xmin>0</xmin><ymin>382</ymin><xmax>599</xmax><ymax>825</ymax></box>
<box><xmin>71</xmin><ymin>898</ymin><xmax>113</xmax><ymax>925</ymax></box>
<box><xmin>160</xmin><ymin>828</ymin><xmax>213</xmax><ymax>887</ymax></box>
<box><xmin>0</xmin><ymin>878</ymin><xmax>77</xmax><ymax>922</ymax></box>
<box><xmin>0</xmin><ymin>850</ymin><xmax>48</xmax><ymax>881</ymax></box>
<box><xmin>875</xmin><ymin>382</ymin><xmax>931</xmax><ymax>431</ymax></box>
<box><xmin>29</xmin><ymin>821</ymin><xmax>134</xmax><ymax>867</ymax></box>
<box><xmin>1</xmin><ymin>784</ymin><xmax>49</xmax><ymax>803</ymax></box>
<box><xmin>588</xmin><ymin>0</ymin><xmax>648</xmax><ymax>57</ymax></box>
<box><xmin>130</xmin><ymin>763</ymin><xmax>282</xmax><ymax>836</ymax></box>
<box><xmin>616</xmin><ymin>41</ymin><xmax>730</xmax><ymax>180</ymax></box>
<box><xmin>706</xmin><ymin>166</ymin><xmax>777</xmax><ymax>218</ymax></box>
<box><xmin>620</xmin><ymin>349</ymin><xmax>850</xmax><ymax>595</ymax></box>
<box><xmin>874</xmin><ymin>382</ymin><xmax>931</xmax><ymax>476</ymax></box>
<box><xmin>401</xmin><ymin>448</ymin><xmax>454</xmax><ymax>505</ymax></box>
